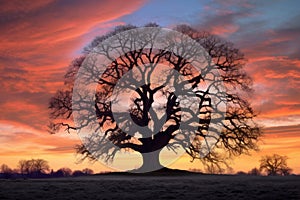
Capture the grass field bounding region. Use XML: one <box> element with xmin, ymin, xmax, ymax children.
<box><xmin>0</xmin><ymin>174</ymin><xmax>299</xmax><ymax>200</ymax></box>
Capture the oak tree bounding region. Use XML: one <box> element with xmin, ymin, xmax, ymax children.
<box><xmin>49</xmin><ymin>24</ymin><xmax>261</xmax><ymax>172</ymax></box>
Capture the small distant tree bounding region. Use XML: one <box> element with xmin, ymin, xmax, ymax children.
<box><xmin>18</xmin><ymin>159</ymin><xmax>31</xmax><ymax>174</ymax></box>
<box><xmin>0</xmin><ymin>164</ymin><xmax>13</xmax><ymax>174</ymax></box>
<box><xmin>18</xmin><ymin>159</ymin><xmax>50</xmax><ymax>175</ymax></box>
<box><xmin>72</xmin><ymin>170</ymin><xmax>85</xmax><ymax>177</ymax></box>
<box><xmin>248</xmin><ymin>167</ymin><xmax>261</xmax><ymax>176</ymax></box>
<box><xmin>54</xmin><ymin>167</ymin><xmax>72</xmax><ymax>177</ymax></box>
<box><xmin>236</xmin><ymin>171</ymin><xmax>247</xmax><ymax>176</ymax></box>
<box><xmin>31</xmin><ymin>159</ymin><xmax>50</xmax><ymax>174</ymax></box>
<box><xmin>82</xmin><ymin>168</ymin><xmax>94</xmax><ymax>175</ymax></box>
<box><xmin>259</xmin><ymin>154</ymin><xmax>292</xmax><ymax>176</ymax></box>
<box><xmin>281</xmin><ymin>167</ymin><xmax>292</xmax><ymax>176</ymax></box>
<box><xmin>0</xmin><ymin>164</ymin><xmax>13</xmax><ymax>178</ymax></box>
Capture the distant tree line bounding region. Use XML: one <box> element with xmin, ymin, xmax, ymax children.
<box><xmin>236</xmin><ymin>154</ymin><xmax>293</xmax><ymax>176</ymax></box>
<box><xmin>0</xmin><ymin>154</ymin><xmax>295</xmax><ymax>178</ymax></box>
<box><xmin>0</xmin><ymin>159</ymin><xmax>94</xmax><ymax>179</ymax></box>
<box><xmin>191</xmin><ymin>154</ymin><xmax>294</xmax><ymax>176</ymax></box>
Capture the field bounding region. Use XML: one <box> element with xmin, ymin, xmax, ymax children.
<box><xmin>0</xmin><ymin>174</ymin><xmax>299</xmax><ymax>200</ymax></box>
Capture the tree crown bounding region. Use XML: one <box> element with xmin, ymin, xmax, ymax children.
<box><xmin>49</xmin><ymin>23</ymin><xmax>261</xmax><ymax>172</ymax></box>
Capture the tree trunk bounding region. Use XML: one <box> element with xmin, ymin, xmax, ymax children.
<box><xmin>136</xmin><ymin>149</ymin><xmax>163</xmax><ymax>173</ymax></box>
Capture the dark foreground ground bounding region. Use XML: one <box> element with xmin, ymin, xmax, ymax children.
<box><xmin>0</xmin><ymin>174</ymin><xmax>299</xmax><ymax>200</ymax></box>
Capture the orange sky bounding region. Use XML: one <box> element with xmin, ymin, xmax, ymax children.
<box><xmin>0</xmin><ymin>0</ymin><xmax>299</xmax><ymax>174</ymax></box>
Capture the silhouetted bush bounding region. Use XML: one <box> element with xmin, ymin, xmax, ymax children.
<box><xmin>52</xmin><ymin>168</ymin><xmax>73</xmax><ymax>177</ymax></box>
<box><xmin>72</xmin><ymin>170</ymin><xmax>85</xmax><ymax>177</ymax></box>
<box><xmin>248</xmin><ymin>168</ymin><xmax>261</xmax><ymax>176</ymax></box>
<box><xmin>82</xmin><ymin>168</ymin><xmax>94</xmax><ymax>175</ymax></box>
<box><xmin>236</xmin><ymin>171</ymin><xmax>247</xmax><ymax>176</ymax></box>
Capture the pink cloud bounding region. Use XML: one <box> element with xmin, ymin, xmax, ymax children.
<box><xmin>0</xmin><ymin>0</ymin><xmax>147</xmax><ymax>131</ymax></box>
<box><xmin>0</xmin><ymin>119</ymin><xmax>80</xmax><ymax>156</ymax></box>
<box><xmin>0</xmin><ymin>0</ymin><xmax>147</xmax><ymax>162</ymax></box>
<box><xmin>0</xmin><ymin>0</ymin><xmax>146</xmax><ymax>93</ymax></box>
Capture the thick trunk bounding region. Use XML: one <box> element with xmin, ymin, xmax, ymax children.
<box><xmin>136</xmin><ymin>149</ymin><xmax>163</xmax><ymax>173</ymax></box>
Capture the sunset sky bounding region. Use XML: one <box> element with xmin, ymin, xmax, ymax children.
<box><xmin>0</xmin><ymin>0</ymin><xmax>299</xmax><ymax>173</ymax></box>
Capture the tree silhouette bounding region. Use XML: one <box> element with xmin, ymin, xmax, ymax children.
<box><xmin>53</xmin><ymin>167</ymin><xmax>72</xmax><ymax>177</ymax></box>
<box><xmin>236</xmin><ymin>171</ymin><xmax>247</xmax><ymax>176</ymax></box>
<box><xmin>49</xmin><ymin>24</ymin><xmax>261</xmax><ymax>172</ymax></box>
<box><xmin>0</xmin><ymin>164</ymin><xmax>12</xmax><ymax>173</ymax></box>
<box><xmin>18</xmin><ymin>159</ymin><xmax>50</xmax><ymax>175</ymax></box>
<box><xmin>18</xmin><ymin>159</ymin><xmax>29</xmax><ymax>174</ymax></box>
<box><xmin>259</xmin><ymin>154</ymin><xmax>292</xmax><ymax>176</ymax></box>
<box><xmin>72</xmin><ymin>170</ymin><xmax>85</xmax><ymax>177</ymax></box>
<box><xmin>248</xmin><ymin>167</ymin><xmax>261</xmax><ymax>176</ymax></box>
<box><xmin>82</xmin><ymin>168</ymin><xmax>94</xmax><ymax>175</ymax></box>
<box><xmin>0</xmin><ymin>164</ymin><xmax>13</xmax><ymax>178</ymax></box>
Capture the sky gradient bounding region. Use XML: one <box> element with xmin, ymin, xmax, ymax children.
<box><xmin>0</xmin><ymin>0</ymin><xmax>299</xmax><ymax>173</ymax></box>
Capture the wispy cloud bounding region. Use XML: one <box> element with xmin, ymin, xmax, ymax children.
<box><xmin>0</xmin><ymin>0</ymin><xmax>146</xmax><ymax>169</ymax></box>
<box><xmin>194</xmin><ymin>0</ymin><xmax>300</xmax><ymax>127</ymax></box>
<box><xmin>0</xmin><ymin>0</ymin><xmax>146</xmax><ymax>129</ymax></box>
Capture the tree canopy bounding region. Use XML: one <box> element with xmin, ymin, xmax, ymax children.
<box><xmin>18</xmin><ymin>159</ymin><xmax>50</xmax><ymax>174</ymax></box>
<box><xmin>259</xmin><ymin>154</ymin><xmax>292</xmax><ymax>176</ymax></box>
<box><xmin>49</xmin><ymin>23</ymin><xmax>261</xmax><ymax>172</ymax></box>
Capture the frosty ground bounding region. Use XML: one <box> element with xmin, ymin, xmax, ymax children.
<box><xmin>0</xmin><ymin>174</ymin><xmax>299</xmax><ymax>200</ymax></box>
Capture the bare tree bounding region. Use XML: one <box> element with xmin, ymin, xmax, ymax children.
<box><xmin>0</xmin><ymin>164</ymin><xmax>13</xmax><ymax>178</ymax></box>
<box><xmin>82</xmin><ymin>168</ymin><xmax>94</xmax><ymax>175</ymax></box>
<box><xmin>54</xmin><ymin>167</ymin><xmax>72</xmax><ymax>177</ymax></box>
<box><xmin>236</xmin><ymin>171</ymin><xmax>247</xmax><ymax>176</ymax></box>
<box><xmin>18</xmin><ymin>159</ymin><xmax>50</xmax><ymax>175</ymax></box>
<box><xmin>248</xmin><ymin>167</ymin><xmax>261</xmax><ymax>176</ymax></box>
<box><xmin>49</xmin><ymin>23</ymin><xmax>261</xmax><ymax>172</ymax></box>
<box><xmin>0</xmin><ymin>164</ymin><xmax>13</xmax><ymax>174</ymax></box>
<box><xmin>259</xmin><ymin>154</ymin><xmax>292</xmax><ymax>176</ymax></box>
<box><xmin>18</xmin><ymin>159</ymin><xmax>30</xmax><ymax>174</ymax></box>
<box><xmin>31</xmin><ymin>159</ymin><xmax>50</xmax><ymax>174</ymax></box>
